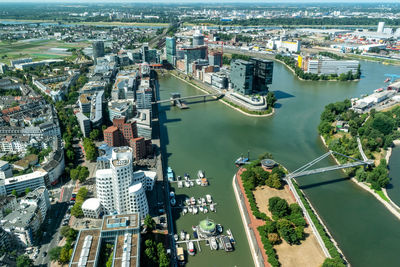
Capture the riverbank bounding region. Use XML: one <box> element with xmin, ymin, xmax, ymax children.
<box><xmin>168</xmin><ymin>71</ymin><xmax>275</xmax><ymax>117</ymax></box>
<box><xmin>320</xmin><ymin>135</ymin><xmax>400</xmax><ymax>221</ymax></box>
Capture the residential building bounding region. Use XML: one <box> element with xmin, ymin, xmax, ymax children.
<box><xmin>0</xmin><ymin>161</ymin><xmax>12</xmax><ymax>179</ymax></box>
<box><xmin>10</xmin><ymin>58</ymin><xmax>32</xmax><ymax>68</ymax></box>
<box><xmin>3</xmin><ymin>171</ymin><xmax>47</xmax><ymax>196</ymax></box>
<box><xmin>76</xmin><ymin>112</ymin><xmax>91</xmax><ymax>138</ymax></box>
<box><xmin>131</xmin><ymin>137</ymin><xmax>146</xmax><ymax>160</ymax></box>
<box><xmin>20</xmin><ymin>186</ymin><xmax>50</xmax><ymax>220</ymax></box>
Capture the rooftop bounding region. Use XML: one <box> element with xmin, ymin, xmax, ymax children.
<box><xmin>82</xmin><ymin>198</ymin><xmax>101</xmax><ymax>211</ymax></box>
<box><xmin>101</xmin><ymin>213</ymin><xmax>140</xmax><ymax>232</ymax></box>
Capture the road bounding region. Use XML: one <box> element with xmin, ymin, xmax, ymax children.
<box><xmin>34</xmin><ymin>180</ymin><xmax>74</xmax><ymax>266</ymax></box>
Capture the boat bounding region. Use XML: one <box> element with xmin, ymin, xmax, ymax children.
<box><xmin>184</xmin><ymin>173</ymin><xmax>189</xmax><ymax>180</ymax></box>
<box><xmin>210</xmin><ymin>237</ymin><xmax>218</xmax><ymax>250</ymax></box>
<box><xmin>385</xmin><ymin>78</ymin><xmax>391</xmax><ymax>83</ymax></box>
<box><xmin>193</xmin><ymin>231</ymin><xmax>198</xmax><ymax>239</ymax></box>
<box><xmin>177</xmin><ymin>175</ymin><xmax>181</xmax><ymax>181</ymax></box>
<box><xmin>180</xmin><ymin>231</ymin><xmax>185</xmax><ymax>241</ymax></box>
<box><xmin>193</xmin><ymin>206</ymin><xmax>198</xmax><ymax>214</ymax></box>
<box><xmin>177</xmin><ymin>247</ymin><xmax>185</xmax><ymax>266</ymax></box>
<box><xmin>170</xmin><ymin>198</ymin><xmax>176</xmax><ymax>206</ymax></box>
<box><xmin>221</xmin><ymin>236</ymin><xmax>233</xmax><ymax>252</ymax></box>
<box><xmin>203</xmin><ymin>206</ymin><xmax>208</xmax><ymax>213</ymax></box>
<box><xmin>169</xmin><ymin>191</ymin><xmax>175</xmax><ymax>198</ymax></box>
<box><xmin>227</xmin><ymin>229</ymin><xmax>232</xmax><ymax>236</ymax></box>
<box><xmin>188</xmin><ymin>241</ymin><xmax>195</xmax><ymax>256</ymax></box>
<box><xmin>217</xmin><ymin>224</ymin><xmax>223</xmax><ymax>234</ymax></box>
<box><xmin>197</xmin><ymin>170</ymin><xmax>205</xmax><ymax>179</ymax></box>
<box><xmin>192</xmin><ymin>225</ymin><xmax>197</xmax><ymax>231</ymax></box>
<box><xmin>178</xmin><ymin>181</ymin><xmax>183</xmax><ymax>188</ymax></box>
<box><xmin>199</xmin><ymin>206</ymin><xmax>204</xmax><ymax>212</ymax></box>
<box><xmin>183</xmin><ymin>208</ymin><xmax>188</xmax><ymax>215</ymax></box>
<box><xmin>188</xmin><ymin>207</ymin><xmax>193</xmax><ymax>213</ymax></box>
<box><xmin>190</xmin><ymin>180</ymin><xmax>194</xmax><ymax>187</ymax></box>
<box><xmin>186</xmin><ymin>233</ymin><xmax>190</xmax><ymax>240</ymax></box>
<box><xmin>185</xmin><ymin>198</ymin><xmax>190</xmax><ymax>205</ymax></box>
<box><xmin>196</xmin><ymin>178</ymin><xmax>201</xmax><ymax>185</ymax></box>
<box><xmin>210</xmin><ymin>203</ymin><xmax>215</xmax><ymax>212</ymax></box>
<box><xmin>206</xmin><ymin>194</ymin><xmax>212</xmax><ymax>203</ymax></box>
<box><xmin>190</xmin><ymin>197</ymin><xmax>196</xmax><ymax>205</ymax></box>
<box><xmin>167</xmin><ymin>167</ymin><xmax>174</xmax><ymax>182</ymax></box>
<box><xmin>184</xmin><ymin>181</ymin><xmax>191</xmax><ymax>188</ymax></box>
<box><xmin>201</xmin><ymin>178</ymin><xmax>208</xmax><ymax>186</ymax></box>
<box><xmin>235</xmin><ymin>156</ymin><xmax>249</xmax><ymax>166</ymax></box>
<box><xmin>197</xmin><ymin>198</ymin><xmax>202</xmax><ymax>205</ymax></box>
<box><xmin>174</xmin><ymin>234</ymin><xmax>178</xmax><ymax>241</ymax></box>
<box><xmin>201</xmin><ymin>198</ymin><xmax>206</xmax><ymax>205</ymax></box>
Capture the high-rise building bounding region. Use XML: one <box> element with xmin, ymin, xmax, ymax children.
<box><xmin>193</xmin><ymin>32</ymin><xmax>205</xmax><ymax>46</ymax></box>
<box><xmin>92</xmin><ymin>41</ymin><xmax>105</xmax><ymax>64</ymax></box>
<box><xmin>377</xmin><ymin>22</ymin><xmax>385</xmax><ymax>33</ymax></box>
<box><xmin>130</xmin><ymin>137</ymin><xmax>146</xmax><ymax>160</ymax></box>
<box><xmin>166</xmin><ymin>37</ymin><xmax>176</xmax><ymax>65</ymax></box>
<box><xmin>250</xmin><ymin>58</ymin><xmax>274</xmax><ymax>94</ymax></box>
<box><xmin>209</xmin><ymin>51</ymin><xmax>223</xmax><ymax>67</ymax></box>
<box><xmin>183</xmin><ymin>47</ymin><xmax>204</xmax><ymax>74</ymax></box>
<box><xmin>142</xmin><ymin>44</ymin><xmax>158</xmax><ymax>63</ymax></box>
<box><xmin>230</xmin><ymin>59</ymin><xmax>254</xmax><ymax>95</ymax></box>
<box><xmin>95</xmin><ymin>147</ymin><xmax>154</xmax><ymax>218</ymax></box>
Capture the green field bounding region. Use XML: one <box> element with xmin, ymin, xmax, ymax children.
<box><xmin>0</xmin><ymin>39</ymin><xmax>89</xmax><ymax>64</ymax></box>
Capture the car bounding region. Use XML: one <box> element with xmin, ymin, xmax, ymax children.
<box><xmin>70</xmin><ymin>197</ymin><xmax>76</xmax><ymax>201</ymax></box>
<box><xmin>160</xmin><ymin>217</ymin><xmax>166</xmax><ymax>224</ymax></box>
<box><xmin>43</xmin><ymin>252</ymin><xmax>47</xmax><ymax>257</ymax></box>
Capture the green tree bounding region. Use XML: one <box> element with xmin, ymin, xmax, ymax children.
<box><xmin>157</xmin><ymin>242</ymin><xmax>170</xmax><ymax>267</ymax></box>
<box><xmin>16</xmin><ymin>255</ymin><xmax>33</xmax><ymax>267</ymax></box>
<box><xmin>11</xmin><ymin>189</ymin><xmax>17</xmax><ymax>197</ymax></box>
<box><xmin>78</xmin><ymin>166</ymin><xmax>89</xmax><ymax>183</ymax></box>
<box><xmin>144</xmin><ymin>214</ymin><xmax>156</xmax><ymax>232</ymax></box>
<box><xmin>268</xmin><ymin>197</ymin><xmax>289</xmax><ymax>219</ymax></box>
<box><xmin>89</xmin><ymin>129</ymin><xmax>100</xmax><ymax>141</ymax></box>
<box><xmin>70</xmin><ymin>168</ymin><xmax>79</xmax><ymax>180</ymax></box>
<box><xmin>49</xmin><ymin>246</ymin><xmax>62</xmax><ymax>262</ymax></box>
<box><xmin>322</xmin><ymin>257</ymin><xmax>346</xmax><ymax>267</ymax></box>
<box><xmin>25</xmin><ymin>187</ymin><xmax>31</xmax><ymax>195</ymax></box>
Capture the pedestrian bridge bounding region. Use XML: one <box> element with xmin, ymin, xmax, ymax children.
<box><xmin>153</xmin><ymin>92</ymin><xmax>224</xmax><ymax>104</ymax></box>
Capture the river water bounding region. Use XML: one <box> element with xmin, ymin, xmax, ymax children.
<box><xmin>158</xmin><ymin>61</ymin><xmax>400</xmax><ymax>267</ymax></box>
<box><xmin>387</xmin><ymin>147</ymin><xmax>400</xmax><ymax>206</ymax></box>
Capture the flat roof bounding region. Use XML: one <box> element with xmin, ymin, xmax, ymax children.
<box><xmin>101</xmin><ymin>213</ymin><xmax>140</xmax><ymax>232</ymax></box>
<box><xmin>70</xmin><ymin>229</ymin><xmax>101</xmax><ymax>267</ymax></box>
<box><xmin>114</xmin><ymin>233</ymin><xmax>139</xmax><ymax>267</ymax></box>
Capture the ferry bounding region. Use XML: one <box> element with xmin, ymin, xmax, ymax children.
<box><xmin>188</xmin><ymin>241</ymin><xmax>196</xmax><ymax>256</ymax></box>
<box><xmin>167</xmin><ymin>167</ymin><xmax>174</xmax><ymax>182</ymax></box>
<box><xmin>177</xmin><ymin>247</ymin><xmax>185</xmax><ymax>266</ymax></box>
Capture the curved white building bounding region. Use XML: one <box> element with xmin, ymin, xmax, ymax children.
<box><xmin>128</xmin><ymin>183</ymin><xmax>149</xmax><ymax>219</ymax></box>
<box><xmin>82</xmin><ymin>198</ymin><xmax>102</xmax><ymax>218</ymax></box>
<box><xmin>96</xmin><ymin>169</ymin><xmax>113</xmax><ymax>213</ymax></box>
<box><xmin>111</xmin><ymin>147</ymin><xmax>133</xmax><ymax>214</ymax></box>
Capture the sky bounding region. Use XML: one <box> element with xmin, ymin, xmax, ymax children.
<box><xmin>0</xmin><ymin>0</ymin><xmax>397</xmax><ymax>3</ymax></box>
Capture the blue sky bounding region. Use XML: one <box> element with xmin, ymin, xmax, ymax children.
<box><xmin>0</xmin><ymin>0</ymin><xmax>397</xmax><ymax>3</ymax></box>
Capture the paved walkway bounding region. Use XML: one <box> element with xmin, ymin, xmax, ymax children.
<box><xmin>236</xmin><ymin>168</ymin><xmax>270</xmax><ymax>267</ymax></box>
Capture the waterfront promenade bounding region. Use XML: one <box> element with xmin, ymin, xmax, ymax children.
<box><xmin>233</xmin><ymin>168</ymin><xmax>269</xmax><ymax>267</ymax></box>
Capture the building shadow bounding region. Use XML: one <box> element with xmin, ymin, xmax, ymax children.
<box><xmin>298</xmin><ymin>177</ymin><xmax>350</xmax><ymax>190</ymax></box>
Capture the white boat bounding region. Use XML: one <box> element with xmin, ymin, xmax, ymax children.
<box><xmin>196</xmin><ymin>178</ymin><xmax>201</xmax><ymax>185</ymax></box>
<box><xmin>184</xmin><ymin>173</ymin><xmax>189</xmax><ymax>180</ymax></box>
<box><xmin>170</xmin><ymin>198</ymin><xmax>176</xmax><ymax>206</ymax></box>
<box><xmin>203</xmin><ymin>206</ymin><xmax>208</xmax><ymax>213</ymax></box>
<box><xmin>199</xmin><ymin>206</ymin><xmax>204</xmax><ymax>212</ymax></box>
<box><xmin>201</xmin><ymin>198</ymin><xmax>206</xmax><ymax>205</ymax></box>
<box><xmin>186</xmin><ymin>233</ymin><xmax>190</xmax><ymax>240</ymax></box>
<box><xmin>190</xmin><ymin>180</ymin><xmax>194</xmax><ymax>187</ymax></box>
<box><xmin>177</xmin><ymin>175</ymin><xmax>181</xmax><ymax>181</ymax></box>
<box><xmin>170</xmin><ymin>191</ymin><xmax>175</xmax><ymax>198</ymax></box>
<box><xmin>190</xmin><ymin>197</ymin><xmax>196</xmax><ymax>205</ymax></box>
<box><xmin>206</xmin><ymin>194</ymin><xmax>212</xmax><ymax>203</ymax></box>
<box><xmin>197</xmin><ymin>198</ymin><xmax>202</xmax><ymax>205</ymax></box>
<box><xmin>210</xmin><ymin>203</ymin><xmax>215</xmax><ymax>212</ymax></box>
<box><xmin>188</xmin><ymin>207</ymin><xmax>193</xmax><ymax>213</ymax></box>
<box><xmin>188</xmin><ymin>241</ymin><xmax>195</xmax><ymax>256</ymax></box>
<box><xmin>193</xmin><ymin>206</ymin><xmax>198</xmax><ymax>214</ymax></box>
<box><xmin>174</xmin><ymin>234</ymin><xmax>179</xmax><ymax>241</ymax></box>
<box><xmin>183</xmin><ymin>208</ymin><xmax>188</xmax><ymax>215</ymax></box>
<box><xmin>185</xmin><ymin>198</ymin><xmax>190</xmax><ymax>205</ymax></box>
<box><xmin>178</xmin><ymin>181</ymin><xmax>183</xmax><ymax>188</ymax></box>
<box><xmin>197</xmin><ymin>170</ymin><xmax>205</xmax><ymax>179</ymax></box>
<box><xmin>180</xmin><ymin>231</ymin><xmax>185</xmax><ymax>241</ymax></box>
<box><xmin>184</xmin><ymin>181</ymin><xmax>190</xmax><ymax>188</ymax></box>
<box><xmin>192</xmin><ymin>225</ymin><xmax>197</xmax><ymax>231</ymax></box>
<box><xmin>227</xmin><ymin>229</ymin><xmax>232</xmax><ymax>236</ymax></box>
<box><xmin>210</xmin><ymin>237</ymin><xmax>218</xmax><ymax>250</ymax></box>
<box><xmin>217</xmin><ymin>224</ymin><xmax>223</xmax><ymax>234</ymax></box>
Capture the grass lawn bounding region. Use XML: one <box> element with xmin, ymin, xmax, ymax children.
<box><xmin>0</xmin><ymin>39</ymin><xmax>89</xmax><ymax>64</ymax></box>
<box><xmin>373</xmin><ymin>187</ymin><xmax>390</xmax><ymax>202</ymax></box>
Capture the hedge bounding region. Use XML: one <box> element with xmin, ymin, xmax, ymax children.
<box><xmin>258</xmin><ymin>226</ymin><xmax>280</xmax><ymax>267</ymax></box>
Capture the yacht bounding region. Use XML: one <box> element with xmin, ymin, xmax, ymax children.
<box><xmin>196</xmin><ymin>178</ymin><xmax>201</xmax><ymax>185</ymax></box>
<box><xmin>210</xmin><ymin>237</ymin><xmax>218</xmax><ymax>250</ymax></box>
<box><xmin>206</xmin><ymin>194</ymin><xmax>212</xmax><ymax>203</ymax></box>
<box><xmin>197</xmin><ymin>198</ymin><xmax>202</xmax><ymax>205</ymax></box>
<box><xmin>180</xmin><ymin>231</ymin><xmax>185</xmax><ymax>241</ymax></box>
<box><xmin>203</xmin><ymin>206</ymin><xmax>208</xmax><ymax>213</ymax></box>
<box><xmin>188</xmin><ymin>207</ymin><xmax>193</xmax><ymax>213</ymax></box>
<box><xmin>190</xmin><ymin>180</ymin><xmax>194</xmax><ymax>187</ymax></box>
<box><xmin>188</xmin><ymin>241</ymin><xmax>195</xmax><ymax>256</ymax></box>
<box><xmin>210</xmin><ymin>203</ymin><xmax>215</xmax><ymax>212</ymax></box>
<box><xmin>183</xmin><ymin>208</ymin><xmax>188</xmax><ymax>215</ymax></box>
<box><xmin>201</xmin><ymin>198</ymin><xmax>206</xmax><ymax>205</ymax></box>
<box><xmin>185</xmin><ymin>198</ymin><xmax>190</xmax><ymax>205</ymax></box>
<box><xmin>193</xmin><ymin>206</ymin><xmax>198</xmax><ymax>214</ymax></box>
<box><xmin>184</xmin><ymin>181</ymin><xmax>190</xmax><ymax>188</ymax></box>
<box><xmin>190</xmin><ymin>197</ymin><xmax>196</xmax><ymax>205</ymax></box>
<box><xmin>178</xmin><ymin>181</ymin><xmax>183</xmax><ymax>188</ymax></box>
<box><xmin>199</xmin><ymin>206</ymin><xmax>204</xmax><ymax>213</ymax></box>
<box><xmin>174</xmin><ymin>234</ymin><xmax>178</xmax><ymax>241</ymax></box>
<box><xmin>197</xmin><ymin>170</ymin><xmax>205</xmax><ymax>179</ymax></box>
<box><xmin>167</xmin><ymin>167</ymin><xmax>174</xmax><ymax>181</ymax></box>
<box><xmin>222</xmin><ymin>236</ymin><xmax>233</xmax><ymax>252</ymax></box>
<box><xmin>186</xmin><ymin>233</ymin><xmax>190</xmax><ymax>240</ymax></box>
<box><xmin>177</xmin><ymin>247</ymin><xmax>185</xmax><ymax>266</ymax></box>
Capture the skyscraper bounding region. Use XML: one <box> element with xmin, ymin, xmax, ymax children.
<box><xmin>230</xmin><ymin>59</ymin><xmax>254</xmax><ymax>95</ymax></box>
<box><xmin>166</xmin><ymin>37</ymin><xmax>176</xmax><ymax>65</ymax></box>
<box><xmin>92</xmin><ymin>41</ymin><xmax>105</xmax><ymax>64</ymax></box>
<box><xmin>209</xmin><ymin>51</ymin><xmax>223</xmax><ymax>67</ymax></box>
<box><xmin>193</xmin><ymin>32</ymin><xmax>205</xmax><ymax>46</ymax></box>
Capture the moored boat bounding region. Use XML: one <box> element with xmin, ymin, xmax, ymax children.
<box><xmin>167</xmin><ymin>167</ymin><xmax>174</xmax><ymax>181</ymax></box>
<box><xmin>193</xmin><ymin>206</ymin><xmax>198</xmax><ymax>214</ymax></box>
<box><xmin>186</xmin><ymin>233</ymin><xmax>190</xmax><ymax>240</ymax></box>
<box><xmin>196</xmin><ymin>178</ymin><xmax>201</xmax><ymax>185</ymax></box>
<box><xmin>177</xmin><ymin>247</ymin><xmax>185</xmax><ymax>266</ymax></box>
<box><xmin>210</xmin><ymin>237</ymin><xmax>218</xmax><ymax>250</ymax></box>
<box><xmin>188</xmin><ymin>241</ymin><xmax>195</xmax><ymax>256</ymax></box>
<box><xmin>184</xmin><ymin>181</ymin><xmax>190</xmax><ymax>188</ymax></box>
<box><xmin>180</xmin><ymin>231</ymin><xmax>185</xmax><ymax>240</ymax></box>
<box><xmin>210</xmin><ymin>203</ymin><xmax>215</xmax><ymax>212</ymax></box>
<box><xmin>199</xmin><ymin>206</ymin><xmax>204</xmax><ymax>212</ymax></box>
<box><xmin>190</xmin><ymin>197</ymin><xmax>196</xmax><ymax>205</ymax></box>
<box><xmin>174</xmin><ymin>234</ymin><xmax>178</xmax><ymax>241</ymax></box>
<box><xmin>197</xmin><ymin>170</ymin><xmax>205</xmax><ymax>179</ymax></box>
<box><xmin>217</xmin><ymin>224</ymin><xmax>223</xmax><ymax>234</ymax></box>
<box><xmin>221</xmin><ymin>236</ymin><xmax>233</xmax><ymax>252</ymax></box>
<box><xmin>206</xmin><ymin>194</ymin><xmax>212</xmax><ymax>203</ymax></box>
<box><xmin>178</xmin><ymin>181</ymin><xmax>183</xmax><ymax>188</ymax></box>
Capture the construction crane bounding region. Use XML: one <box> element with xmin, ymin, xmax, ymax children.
<box><xmin>384</xmin><ymin>74</ymin><xmax>400</xmax><ymax>83</ymax></box>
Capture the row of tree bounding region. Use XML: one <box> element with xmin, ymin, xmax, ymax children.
<box><xmin>49</xmin><ymin>226</ymin><xmax>78</xmax><ymax>264</ymax></box>
<box><xmin>70</xmin><ymin>187</ymin><xmax>88</xmax><ymax>218</ymax></box>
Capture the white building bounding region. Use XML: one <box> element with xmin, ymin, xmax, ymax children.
<box><xmin>3</xmin><ymin>171</ymin><xmax>47</xmax><ymax>196</ymax></box>
<box><xmin>20</xmin><ymin>186</ymin><xmax>50</xmax><ymax>219</ymax></box>
<box><xmin>306</xmin><ymin>59</ymin><xmax>359</xmax><ymax>76</ymax></box>
<box><xmin>82</xmin><ymin>198</ymin><xmax>102</xmax><ymax>218</ymax></box>
<box><xmin>377</xmin><ymin>22</ymin><xmax>385</xmax><ymax>33</ymax></box>
<box><xmin>95</xmin><ymin>147</ymin><xmax>151</xmax><ymax>219</ymax></box>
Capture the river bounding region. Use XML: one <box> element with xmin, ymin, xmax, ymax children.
<box><xmin>387</xmin><ymin>147</ymin><xmax>400</xmax><ymax>207</ymax></box>
<box><xmin>158</xmin><ymin>61</ymin><xmax>400</xmax><ymax>267</ymax></box>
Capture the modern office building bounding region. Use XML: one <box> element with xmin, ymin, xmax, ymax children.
<box><xmin>92</xmin><ymin>41</ymin><xmax>105</xmax><ymax>64</ymax></box>
<box><xmin>166</xmin><ymin>37</ymin><xmax>176</xmax><ymax>65</ymax></box>
<box><xmin>250</xmin><ymin>58</ymin><xmax>274</xmax><ymax>94</ymax></box>
<box><xmin>183</xmin><ymin>47</ymin><xmax>204</xmax><ymax>74</ymax></box>
<box><xmin>142</xmin><ymin>44</ymin><xmax>158</xmax><ymax>64</ymax></box>
<box><xmin>95</xmin><ymin>147</ymin><xmax>150</xmax><ymax>218</ymax></box>
<box><xmin>209</xmin><ymin>51</ymin><xmax>223</xmax><ymax>67</ymax></box>
<box><xmin>304</xmin><ymin>58</ymin><xmax>359</xmax><ymax>75</ymax></box>
<box><xmin>69</xmin><ymin>213</ymin><xmax>140</xmax><ymax>267</ymax></box>
<box><xmin>193</xmin><ymin>32</ymin><xmax>205</xmax><ymax>46</ymax></box>
<box><xmin>230</xmin><ymin>59</ymin><xmax>254</xmax><ymax>95</ymax></box>
<box><xmin>108</xmin><ymin>100</ymin><xmax>135</xmax><ymax>121</ymax></box>
<box><xmin>136</xmin><ymin>86</ymin><xmax>153</xmax><ymax>109</ymax></box>
<box><xmin>3</xmin><ymin>171</ymin><xmax>47</xmax><ymax>196</ymax></box>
